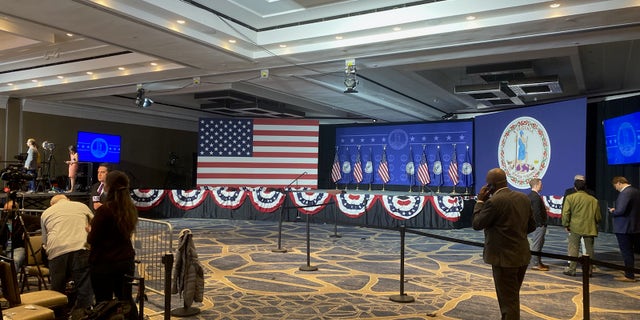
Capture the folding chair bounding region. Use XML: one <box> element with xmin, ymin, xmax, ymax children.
<box><xmin>0</xmin><ymin>255</ymin><xmax>67</xmax><ymax>320</ymax></box>
<box><xmin>20</xmin><ymin>234</ymin><xmax>51</xmax><ymax>292</ymax></box>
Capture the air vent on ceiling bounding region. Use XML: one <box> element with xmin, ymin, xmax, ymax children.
<box><xmin>507</xmin><ymin>75</ymin><xmax>562</xmax><ymax>96</ymax></box>
<box><xmin>454</xmin><ymin>82</ymin><xmax>524</xmax><ymax>105</ymax></box>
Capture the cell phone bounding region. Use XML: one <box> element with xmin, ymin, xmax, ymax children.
<box><xmin>486</xmin><ymin>184</ymin><xmax>495</xmax><ymax>194</ymax></box>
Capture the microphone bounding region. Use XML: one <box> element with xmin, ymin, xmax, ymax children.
<box><xmin>284</xmin><ymin>171</ymin><xmax>308</xmax><ymax>190</ymax></box>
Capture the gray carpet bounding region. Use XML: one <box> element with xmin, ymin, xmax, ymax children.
<box><xmin>143</xmin><ymin>218</ymin><xmax>639</xmax><ymax>320</ymax></box>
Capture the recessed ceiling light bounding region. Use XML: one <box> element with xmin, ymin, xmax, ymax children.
<box><xmin>86</xmin><ymin>71</ymin><xmax>93</xmax><ymax>75</ymax></box>
<box><xmin>466</xmin><ymin>15</ymin><xmax>476</xmax><ymax>21</ymax></box>
<box><xmin>228</xmin><ymin>39</ymin><xmax>237</xmax><ymax>43</ymax></box>
<box><xmin>393</xmin><ymin>27</ymin><xmax>402</xmax><ymax>31</ymax></box>
<box><xmin>550</xmin><ymin>3</ymin><xmax>560</xmax><ymax>8</ymax></box>
<box><xmin>279</xmin><ymin>44</ymin><xmax>287</xmax><ymax>48</ymax></box>
<box><xmin>150</xmin><ymin>62</ymin><xmax>158</xmax><ymax>66</ymax></box>
<box><xmin>31</xmin><ymin>79</ymin><xmax>38</xmax><ymax>83</ymax></box>
<box><xmin>7</xmin><ymin>83</ymin><xmax>13</xmax><ymax>86</ymax></box>
<box><xmin>176</xmin><ymin>20</ymin><xmax>186</xmax><ymax>24</ymax></box>
<box><xmin>335</xmin><ymin>36</ymin><xmax>343</xmax><ymax>40</ymax></box>
<box><xmin>118</xmin><ymin>67</ymin><xmax>125</xmax><ymax>71</ymax></box>
<box><xmin>57</xmin><ymin>76</ymin><xmax>64</xmax><ymax>79</ymax></box>
<box><xmin>66</xmin><ymin>33</ymin><xmax>73</xmax><ymax>37</ymax></box>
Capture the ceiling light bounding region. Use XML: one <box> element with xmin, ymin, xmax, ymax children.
<box><xmin>150</xmin><ymin>62</ymin><xmax>158</xmax><ymax>66</ymax></box>
<box><xmin>335</xmin><ymin>36</ymin><xmax>343</xmax><ymax>40</ymax></box>
<box><xmin>466</xmin><ymin>16</ymin><xmax>476</xmax><ymax>21</ymax></box>
<box><xmin>393</xmin><ymin>27</ymin><xmax>402</xmax><ymax>31</ymax></box>
<box><xmin>176</xmin><ymin>20</ymin><xmax>186</xmax><ymax>24</ymax></box>
<box><xmin>66</xmin><ymin>33</ymin><xmax>73</xmax><ymax>37</ymax></box>
<box><xmin>279</xmin><ymin>44</ymin><xmax>287</xmax><ymax>48</ymax></box>
<box><xmin>228</xmin><ymin>39</ymin><xmax>236</xmax><ymax>43</ymax></box>
<box><xmin>550</xmin><ymin>3</ymin><xmax>560</xmax><ymax>8</ymax></box>
<box><xmin>7</xmin><ymin>83</ymin><xmax>13</xmax><ymax>86</ymax></box>
<box><xmin>118</xmin><ymin>67</ymin><xmax>125</xmax><ymax>71</ymax></box>
<box><xmin>57</xmin><ymin>76</ymin><xmax>64</xmax><ymax>79</ymax></box>
<box><xmin>31</xmin><ymin>79</ymin><xmax>38</xmax><ymax>83</ymax></box>
<box><xmin>86</xmin><ymin>71</ymin><xmax>93</xmax><ymax>75</ymax></box>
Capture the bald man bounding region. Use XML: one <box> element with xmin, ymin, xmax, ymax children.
<box><xmin>41</xmin><ymin>194</ymin><xmax>94</xmax><ymax>312</ymax></box>
<box><xmin>473</xmin><ymin>168</ymin><xmax>536</xmax><ymax>320</ymax></box>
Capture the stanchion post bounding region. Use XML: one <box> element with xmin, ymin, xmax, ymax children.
<box><xmin>580</xmin><ymin>255</ymin><xmax>591</xmax><ymax>320</ymax></box>
<box><xmin>299</xmin><ymin>213</ymin><xmax>318</xmax><ymax>271</ymax></box>
<box><xmin>272</xmin><ymin>204</ymin><xmax>288</xmax><ymax>253</ymax></box>
<box><xmin>161</xmin><ymin>253</ymin><xmax>173</xmax><ymax>320</ymax></box>
<box><xmin>389</xmin><ymin>224</ymin><xmax>415</xmax><ymax>303</ymax></box>
<box><xmin>330</xmin><ymin>205</ymin><xmax>341</xmax><ymax>238</ymax></box>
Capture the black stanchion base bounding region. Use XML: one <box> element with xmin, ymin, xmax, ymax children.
<box><xmin>299</xmin><ymin>265</ymin><xmax>318</xmax><ymax>271</ymax></box>
<box><xmin>271</xmin><ymin>248</ymin><xmax>288</xmax><ymax>253</ymax></box>
<box><xmin>389</xmin><ymin>294</ymin><xmax>415</xmax><ymax>303</ymax></box>
<box><xmin>171</xmin><ymin>307</ymin><xmax>201</xmax><ymax>317</ymax></box>
<box><xmin>329</xmin><ymin>234</ymin><xmax>342</xmax><ymax>238</ymax></box>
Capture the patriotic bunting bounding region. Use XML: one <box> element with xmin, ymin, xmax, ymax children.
<box><xmin>169</xmin><ymin>188</ymin><xmax>208</xmax><ymax>210</ymax></box>
<box><xmin>247</xmin><ymin>188</ymin><xmax>286</xmax><ymax>213</ymax></box>
<box><xmin>290</xmin><ymin>191</ymin><xmax>332</xmax><ymax>215</ymax></box>
<box><xmin>335</xmin><ymin>193</ymin><xmax>376</xmax><ymax>218</ymax></box>
<box><xmin>210</xmin><ymin>187</ymin><xmax>246</xmax><ymax>209</ymax></box>
<box><xmin>380</xmin><ymin>195</ymin><xmax>426</xmax><ymax>220</ymax></box>
<box><xmin>429</xmin><ymin>195</ymin><xmax>463</xmax><ymax>221</ymax></box>
<box><xmin>131</xmin><ymin>189</ymin><xmax>166</xmax><ymax>211</ymax></box>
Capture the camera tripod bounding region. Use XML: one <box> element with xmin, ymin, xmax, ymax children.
<box><xmin>36</xmin><ymin>153</ymin><xmax>55</xmax><ymax>192</ymax></box>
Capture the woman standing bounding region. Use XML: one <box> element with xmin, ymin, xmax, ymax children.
<box><xmin>87</xmin><ymin>170</ymin><xmax>138</xmax><ymax>319</ymax></box>
<box><xmin>65</xmin><ymin>145</ymin><xmax>79</xmax><ymax>192</ymax></box>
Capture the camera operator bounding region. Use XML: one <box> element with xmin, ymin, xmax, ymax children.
<box><xmin>2</xmin><ymin>193</ymin><xmax>41</xmax><ymax>271</ymax></box>
<box><xmin>25</xmin><ymin>138</ymin><xmax>40</xmax><ymax>193</ymax></box>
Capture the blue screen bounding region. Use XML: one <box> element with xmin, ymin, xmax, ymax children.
<box><xmin>604</xmin><ymin>111</ymin><xmax>640</xmax><ymax>165</ymax></box>
<box><xmin>474</xmin><ymin>98</ymin><xmax>587</xmax><ymax>196</ymax></box>
<box><xmin>335</xmin><ymin>121</ymin><xmax>473</xmax><ymax>187</ymax></box>
<box><xmin>77</xmin><ymin>131</ymin><xmax>121</xmax><ymax>163</ymax></box>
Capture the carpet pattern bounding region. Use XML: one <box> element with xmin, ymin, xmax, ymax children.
<box><xmin>144</xmin><ymin>219</ymin><xmax>639</xmax><ymax>320</ymax></box>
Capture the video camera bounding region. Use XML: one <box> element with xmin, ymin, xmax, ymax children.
<box><xmin>1</xmin><ymin>164</ymin><xmax>33</xmax><ymax>190</ymax></box>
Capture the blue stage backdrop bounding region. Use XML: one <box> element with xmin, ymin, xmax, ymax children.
<box><xmin>474</xmin><ymin>98</ymin><xmax>587</xmax><ymax>196</ymax></box>
<box><xmin>334</xmin><ymin>121</ymin><xmax>473</xmax><ymax>188</ymax></box>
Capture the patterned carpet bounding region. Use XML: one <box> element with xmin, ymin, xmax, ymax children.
<box><xmin>142</xmin><ymin>218</ymin><xmax>639</xmax><ymax>320</ymax></box>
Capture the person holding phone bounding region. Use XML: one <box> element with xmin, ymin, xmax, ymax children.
<box><xmin>473</xmin><ymin>168</ymin><xmax>536</xmax><ymax>320</ymax></box>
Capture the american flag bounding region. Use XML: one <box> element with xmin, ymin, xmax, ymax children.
<box><xmin>353</xmin><ymin>147</ymin><xmax>363</xmax><ymax>183</ymax></box>
<box><xmin>449</xmin><ymin>145</ymin><xmax>459</xmax><ymax>185</ymax></box>
<box><xmin>197</xmin><ymin>118</ymin><xmax>319</xmax><ymax>188</ymax></box>
<box><xmin>331</xmin><ymin>147</ymin><xmax>342</xmax><ymax>183</ymax></box>
<box><xmin>378</xmin><ymin>147</ymin><xmax>390</xmax><ymax>183</ymax></box>
<box><xmin>417</xmin><ymin>148</ymin><xmax>430</xmax><ymax>185</ymax></box>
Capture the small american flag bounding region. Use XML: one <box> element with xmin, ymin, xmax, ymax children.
<box><xmin>449</xmin><ymin>145</ymin><xmax>459</xmax><ymax>186</ymax></box>
<box><xmin>417</xmin><ymin>149</ymin><xmax>430</xmax><ymax>185</ymax></box>
<box><xmin>197</xmin><ymin>118</ymin><xmax>319</xmax><ymax>188</ymax></box>
<box><xmin>353</xmin><ymin>147</ymin><xmax>363</xmax><ymax>183</ymax></box>
<box><xmin>378</xmin><ymin>147</ymin><xmax>390</xmax><ymax>183</ymax></box>
<box><xmin>331</xmin><ymin>147</ymin><xmax>341</xmax><ymax>183</ymax></box>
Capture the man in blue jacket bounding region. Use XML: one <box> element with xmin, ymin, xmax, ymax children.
<box><xmin>609</xmin><ymin>176</ymin><xmax>640</xmax><ymax>282</ymax></box>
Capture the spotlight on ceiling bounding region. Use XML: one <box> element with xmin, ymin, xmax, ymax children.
<box><xmin>135</xmin><ymin>86</ymin><xmax>154</xmax><ymax>108</ymax></box>
<box><xmin>441</xmin><ymin>113</ymin><xmax>457</xmax><ymax>120</ymax></box>
<box><xmin>344</xmin><ymin>58</ymin><xmax>358</xmax><ymax>93</ymax></box>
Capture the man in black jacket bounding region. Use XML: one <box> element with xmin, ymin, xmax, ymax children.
<box><xmin>528</xmin><ymin>178</ymin><xmax>549</xmax><ymax>271</ymax></box>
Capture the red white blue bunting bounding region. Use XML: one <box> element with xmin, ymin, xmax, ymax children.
<box><xmin>543</xmin><ymin>195</ymin><xmax>563</xmax><ymax>218</ymax></box>
<box><xmin>289</xmin><ymin>192</ymin><xmax>332</xmax><ymax>215</ymax></box>
<box><xmin>335</xmin><ymin>193</ymin><xmax>377</xmax><ymax>218</ymax></box>
<box><xmin>131</xmin><ymin>189</ymin><xmax>166</xmax><ymax>211</ymax></box>
<box><xmin>429</xmin><ymin>195</ymin><xmax>463</xmax><ymax>221</ymax></box>
<box><xmin>210</xmin><ymin>187</ymin><xmax>246</xmax><ymax>209</ymax></box>
<box><xmin>248</xmin><ymin>188</ymin><xmax>285</xmax><ymax>213</ymax></box>
<box><xmin>380</xmin><ymin>195</ymin><xmax>426</xmax><ymax>220</ymax></box>
<box><xmin>169</xmin><ymin>188</ymin><xmax>208</xmax><ymax>210</ymax></box>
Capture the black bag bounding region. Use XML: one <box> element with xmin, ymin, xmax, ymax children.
<box><xmin>72</xmin><ymin>299</ymin><xmax>132</xmax><ymax>320</ymax></box>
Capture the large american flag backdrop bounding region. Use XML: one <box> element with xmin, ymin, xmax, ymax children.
<box><xmin>197</xmin><ymin>118</ymin><xmax>319</xmax><ymax>188</ymax></box>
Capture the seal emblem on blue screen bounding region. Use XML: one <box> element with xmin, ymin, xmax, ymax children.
<box><xmin>498</xmin><ymin>116</ymin><xmax>550</xmax><ymax>189</ymax></box>
<box><xmin>90</xmin><ymin>138</ymin><xmax>109</xmax><ymax>159</ymax></box>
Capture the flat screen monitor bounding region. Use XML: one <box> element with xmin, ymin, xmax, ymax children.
<box><xmin>76</xmin><ymin>131</ymin><xmax>121</xmax><ymax>163</ymax></box>
<box><xmin>603</xmin><ymin>111</ymin><xmax>640</xmax><ymax>165</ymax></box>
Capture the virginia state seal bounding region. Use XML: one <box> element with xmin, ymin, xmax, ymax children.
<box><xmin>498</xmin><ymin>116</ymin><xmax>550</xmax><ymax>189</ymax></box>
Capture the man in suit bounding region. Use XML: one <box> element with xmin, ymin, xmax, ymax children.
<box><xmin>528</xmin><ymin>178</ymin><xmax>549</xmax><ymax>271</ymax></box>
<box><xmin>609</xmin><ymin>176</ymin><xmax>640</xmax><ymax>282</ymax></box>
<box><xmin>473</xmin><ymin>168</ymin><xmax>536</xmax><ymax>320</ymax></box>
<box><xmin>90</xmin><ymin>163</ymin><xmax>110</xmax><ymax>211</ymax></box>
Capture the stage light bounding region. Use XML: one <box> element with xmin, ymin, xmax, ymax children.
<box><xmin>135</xmin><ymin>86</ymin><xmax>154</xmax><ymax>108</ymax></box>
<box><xmin>344</xmin><ymin>58</ymin><xmax>358</xmax><ymax>93</ymax></box>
